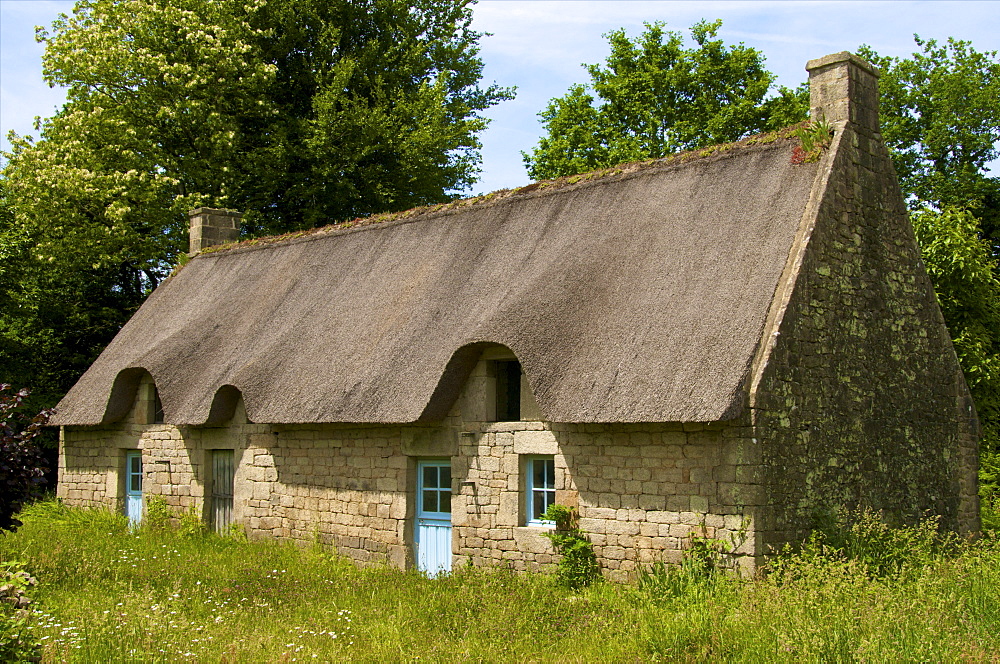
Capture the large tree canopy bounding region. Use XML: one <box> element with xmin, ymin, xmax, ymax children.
<box><xmin>23</xmin><ymin>0</ymin><xmax>513</xmax><ymax>234</ymax></box>
<box><xmin>0</xmin><ymin>0</ymin><xmax>512</xmax><ymax>407</ymax></box>
<box><xmin>522</xmin><ymin>20</ymin><xmax>808</xmax><ymax>180</ymax></box>
<box><xmin>861</xmin><ymin>37</ymin><xmax>1000</xmax><ymax>458</ymax></box>
<box><xmin>912</xmin><ymin>206</ymin><xmax>1000</xmax><ymax>449</ymax></box>
<box><xmin>859</xmin><ymin>37</ymin><xmax>1000</xmax><ymax>255</ymax></box>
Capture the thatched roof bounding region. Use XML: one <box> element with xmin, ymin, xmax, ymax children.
<box><xmin>53</xmin><ymin>135</ymin><xmax>819</xmax><ymax>425</ymax></box>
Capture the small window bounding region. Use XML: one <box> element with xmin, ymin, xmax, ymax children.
<box><xmin>152</xmin><ymin>388</ymin><xmax>164</xmax><ymax>424</ymax></box>
<box><xmin>526</xmin><ymin>456</ymin><xmax>556</xmax><ymax>526</ymax></box>
<box><xmin>419</xmin><ymin>462</ymin><xmax>452</xmax><ymax>516</ymax></box>
<box><xmin>495</xmin><ymin>360</ymin><xmax>521</xmax><ymax>421</ymax></box>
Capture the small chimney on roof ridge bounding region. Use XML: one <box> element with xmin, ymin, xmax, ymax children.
<box><xmin>188</xmin><ymin>207</ymin><xmax>242</xmax><ymax>254</ymax></box>
<box><xmin>806</xmin><ymin>51</ymin><xmax>880</xmax><ymax>131</ymax></box>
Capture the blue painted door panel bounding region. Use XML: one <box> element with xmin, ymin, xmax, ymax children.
<box><xmin>416</xmin><ymin>460</ymin><xmax>452</xmax><ymax>575</ymax></box>
<box><xmin>125</xmin><ymin>451</ymin><xmax>143</xmax><ymax>525</ymax></box>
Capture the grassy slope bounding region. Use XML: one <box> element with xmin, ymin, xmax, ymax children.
<box><xmin>1</xmin><ymin>501</ymin><xmax>999</xmax><ymax>663</ymax></box>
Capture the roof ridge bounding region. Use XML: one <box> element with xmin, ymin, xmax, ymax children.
<box><xmin>198</xmin><ymin>123</ymin><xmax>806</xmax><ymax>258</ymax></box>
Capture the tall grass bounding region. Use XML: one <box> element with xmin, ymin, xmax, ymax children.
<box><xmin>2</xmin><ymin>500</ymin><xmax>999</xmax><ymax>662</ymax></box>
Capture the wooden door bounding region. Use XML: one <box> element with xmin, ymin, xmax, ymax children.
<box><xmin>125</xmin><ymin>451</ymin><xmax>143</xmax><ymax>525</ymax></box>
<box><xmin>211</xmin><ymin>450</ymin><xmax>234</xmax><ymax>533</ymax></box>
<box><xmin>416</xmin><ymin>460</ymin><xmax>452</xmax><ymax>575</ymax></box>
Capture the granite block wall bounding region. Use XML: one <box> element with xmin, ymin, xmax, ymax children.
<box><xmin>59</xmin><ymin>361</ymin><xmax>760</xmax><ymax>578</ymax></box>
<box><xmin>747</xmin><ymin>54</ymin><xmax>980</xmax><ymax>554</ymax></box>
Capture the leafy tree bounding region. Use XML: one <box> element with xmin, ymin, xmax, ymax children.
<box><xmin>24</xmin><ymin>0</ymin><xmax>512</xmax><ymax>233</ymax></box>
<box><xmin>860</xmin><ymin>37</ymin><xmax>1000</xmax><ymax>465</ymax></box>
<box><xmin>858</xmin><ymin>37</ymin><xmax>1000</xmax><ymax>256</ymax></box>
<box><xmin>912</xmin><ymin>205</ymin><xmax>1000</xmax><ymax>517</ymax></box>
<box><xmin>912</xmin><ymin>206</ymin><xmax>1000</xmax><ymax>461</ymax></box>
<box><xmin>523</xmin><ymin>20</ymin><xmax>808</xmax><ymax>180</ymax></box>
<box><xmin>0</xmin><ymin>386</ymin><xmax>52</xmax><ymax>532</ymax></box>
<box><xmin>1</xmin><ymin>0</ymin><xmax>511</xmax><ymax>406</ymax></box>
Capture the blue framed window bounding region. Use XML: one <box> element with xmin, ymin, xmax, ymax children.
<box><xmin>419</xmin><ymin>462</ymin><xmax>452</xmax><ymax>518</ymax></box>
<box><xmin>526</xmin><ymin>456</ymin><xmax>556</xmax><ymax>526</ymax></box>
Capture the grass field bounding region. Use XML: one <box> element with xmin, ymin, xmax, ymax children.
<box><xmin>2</xmin><ymin>500</ymin><xmax>999</xmax><ymax>662</ymax></box>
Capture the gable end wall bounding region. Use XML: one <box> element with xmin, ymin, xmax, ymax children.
<box><xmin>750</xmin><ymin>119</ymin><xmax>980</xmax><ymax>551</ymax></box>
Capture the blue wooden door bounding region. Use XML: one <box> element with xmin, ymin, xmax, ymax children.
<box><xmin>416</xmin><ymin>460</ymin><xmax>452</xmax><ymax>575</ymax></box>
<box><xmin>125</xmin><ymin>451</ymin><xmax>143</xmax><ymax>525</ymax></box>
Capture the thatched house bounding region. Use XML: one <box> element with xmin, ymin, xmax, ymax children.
<box><xmin>53</xmin><ymin>53</ymin><xmax>979</xmax><ymax>577</ymax></box>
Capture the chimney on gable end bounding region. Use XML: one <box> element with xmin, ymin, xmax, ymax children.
<box><xmin>806</xmin><ymin>52</ymin><xmax>880</xmax><ymax>131</ymax></box>
<box><xmin>188</xmin><ymin>208</ymin><xmax>242</xmax><ymax>254</ymax></box>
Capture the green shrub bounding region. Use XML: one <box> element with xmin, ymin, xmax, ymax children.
<box><xmin>0</xmin><ymin>561</ymin><xmax>40</xmax><ymax>662</ymax></box>
<box><xmin>541</xmin><ymin>504</ymin><xmax>601</xmax><ymax>590</ymax></box>
<box><xmin>638</xmin><ymin>534</ymin><xmax>728</xmax><ymax>600</ymax></box>
<box><xmin>804</xmin><ymin>508</ymin><xmax>957</xmax><ymax>578</ymax></box>
<box><xmin>225</xmin><ymin>521</ymin><xmax>248</xmax><ymax>542</ymax></box>
<box><xmin>142</xmin><ymin>495</ymin><xmax>171</xmax><ymax>531</ymax></box>
<box><xmin>177</xmin><ymin>507</ymin><xmax>207</xmax><ymax>538</ymax></box>
<box><xmin>981</xmin><ymin>451</ymin><xmax>1000</xmax><ymax>533</ymax></box>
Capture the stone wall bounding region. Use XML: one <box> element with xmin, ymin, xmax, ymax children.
<box><xmin>58</xmin><ymin>424</ymin><xmax>136</xmax><ymax>508</ymax></box>
<box><xmin>451</xmin><ymin>420</ymin><xmax>757</xmax><ymax>580</ymax></box>
<box><xmin>747</xmin><ymin>54</ymin><xmax>980</xmax><ymax>553</ymax></box>
<box><xmin>59</xmin><ymin>357</ymin><xmax>759</xmax><ymax>578</ymax></box>
<box><xmin>58</xmin><ymin>421</ymin><xmax>255</xmax><ymax>519</ymax></box>
<box><xmin>60</xmin><ymin>418</ymin><xmax>414</xmax><ymax>567</ymax></box>
<box><xmin>241</xmin><ymin>425</ymin><xmax>409</xmax><ymax>567</ymax></box>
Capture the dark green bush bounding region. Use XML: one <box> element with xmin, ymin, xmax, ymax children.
<box><xmin>0</xmin><ymin>385</ymin><xmax>51</xmax><ymax>532</ymax></box>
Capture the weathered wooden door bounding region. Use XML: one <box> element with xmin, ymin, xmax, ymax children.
<box><xmin>125</xmin><ymin>451</ymin><xmax>143</xmax><ymax>525</ymax></box>
<box><xmin>416</xmin><ymin>460</ymin><xmax>452</xmax><ymax>575</ymax></box>
<box><xmin>211</xmin><ymin>450</ymin><xmax>234</xmax><ymax>533</ymax></box>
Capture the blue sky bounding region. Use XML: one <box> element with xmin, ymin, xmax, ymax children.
<box><xmin>2</xmin><ymin>0</ymin><xmax>999</xmax><ymax>195</ymax></box>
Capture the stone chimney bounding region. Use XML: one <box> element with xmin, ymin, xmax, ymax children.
<box><xmin>188</xmin><ymin>208</ymin><xmax>242</xmax><ymax>254</ymax></box>
<box><xmin>806</xmin><ymin>52</ymin><xmax>880</xmax><ymax>130</ymax></box>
